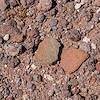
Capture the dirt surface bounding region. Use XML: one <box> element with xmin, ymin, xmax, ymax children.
<box><xmin>0</xmin><ymin>0</ymin><xmax>100</xmax><ymax>100</ymax></box>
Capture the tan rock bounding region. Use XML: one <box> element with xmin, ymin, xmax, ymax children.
<box><xmin>60</xmin><ymin>47</ymin><xmax>89</xmax><ymax>74</ymax></box>
<box><xmin>34</xmin><ymin>37</ymin><xmax>60</xmax><ymax>65</ymax></box>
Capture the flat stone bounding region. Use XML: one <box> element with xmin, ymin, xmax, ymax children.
<box><xmin>60</xmin><ymin>47</ymin><xmax>89</xmax><ymax>74</ymax></box>
<box><xmin>34</xmin><ymin>37</ymin><xmax>60</xmax><ymax>65</ymax></box>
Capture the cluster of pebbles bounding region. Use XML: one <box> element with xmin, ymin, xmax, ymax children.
<box><xmin>0</xmin><ymin>0</ymin><xmax>100</xmax><ymax>100</ymax></box>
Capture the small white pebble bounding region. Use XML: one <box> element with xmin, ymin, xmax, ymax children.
<box><xmin>91</xmin><ymin>43</ymin><xmax>96</xmax><ymax>49</ymax></box>
<box><xmin>44</xmin><ymin>74</ymin><xmax>53</xmax><ymax>81</ymax></box>
<box><xmin>83</xmin><ymin>37</ymin><xmax>90</xmax><ymax>43</ymax></box>
<box><xmin>3</xmin><ymin>34</ymin><xmax>10</xmax><ymax>41</ymax></box>
<box><xmin>4</xmin><ymin>64</ymin><xmax>7</xmax><ymax>68</ymax></box>
<box><xmin>75</xmin><ymin>3</ymin><xmax>82</xmax><ymax>10</ymax></box>
<box><xmin>31</xmin><ymin>64</ymin><xmax>38</xmax><ymax>70</ymax></box>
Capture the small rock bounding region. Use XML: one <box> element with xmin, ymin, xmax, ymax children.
<box><xmin>37</xmin><ymin>0</ymin><xmax>52</xmax><ymax>12</ymax></box>
<box><xmin>96</xmin><ymin>62</ymin><xmax>100</xmax><ymax>72</ymax></box>
<box><xmin>68</xmin><ymin>29</ymin><xmax>82</xmax><ymax>42</ymax></box>
<box><xmin>8</xmin><ymin>57</ymin><xmax>20</xmax><ymax>68</ymax></box>
<box><xmin>44</xmin><ymin>74</ymin><xmax>53</xmax><ymax>81</ymax></box>
<box><xmin>15</xmin><ymin>76</ymin><xmax>22</xmax><ymax>86</ymax></box>
<box><xmin>27</xmin><ymin>82</ymin><xmax>36</xmax><ymax>92</ymax></box>
<box><xmin>50</xmin><ymin>19</ymin><xmax>58</xmax><ymax>27</ymax></box>
<box><xmin>60</xmin><ymin>47</ymin><xmax>89</xmax><ymax>74</ymax></box>
<box><xmin>75</xmin><ymin>3</ymin><xmax>82</xmax><ymax>10</ymax></box>
<box><xmin>82</xmin><ymin>37</ymin><xmax>90</xmax><ymax>43</ymax></box>
<box><xmin>31</xmin><ymin>63</ymin><xmax>38</xmax><ymax>70</ymax></box>
<box><xmin>0</xmin><ymin>0</ymin><xmax>7</xmax><ymax>11</ymax></box>
<box><xmin>91</xmin><ymin>43</ymin><xmax>96</xmax><ymax>49</ymax></box>
<box><xmin>4</xmin><ymin>44</ymin><xmax>23</xmax><ymax>56</ymax></box>
<box><xmin>36</xmin><ymin>13</ymin><xmax>45</xmax><ymax>23</ymax></box>
<box><xmin>80</xmin><ymin>42</ymin><xmax>91</xmax><ymax>53</ymax></box>
<box><xmin>34</xmin><ymin>37</ymin><xmax>60</xmax><ymax>65</ymax></box>
<box><xmin>32</xmin><ymin>74</ymin><xmax>43</xmax><ymax>82</ymax></box>
<box><xmin>3</xmin><ymin>34</ymin><xmax>10</xmax><ymax>41</ymax></box>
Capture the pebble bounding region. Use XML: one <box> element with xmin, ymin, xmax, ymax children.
<box><xmin>4</xmin><ymin>44</ymin><xmax>23</xmax><ymax>56</ymax></box>
<box><xmin>75</xmin><ymin>3</ymin><xmax>82</xmax><ymax>10</ymax></box>
<box><xmin>68</xmin><ymin>29</ymin><xmax>81</xmax><ymax>42</ymax></box>
<box><xmin>80</xmin><ymin>42</ymin><xmax>91</xmax><ymax>53</ymax></box>
<box><xmin>44</xmin><ymin>74</ymin><xmax>54</xmax><ymax>81</ymax></box>
<box><xmin>37</xmin><ymin>0</ymin><xmax>52</xmax><ymax>12</ymax></box>
<box><xmin>3</xmin><ymin>34</ymin><xmax>10</xmax><ymax>41</ymax></box>
<box><xmin>60</xmin><ymin>47</ymin><xmax>89</xmax><ymax>74</ymax></box>
<box><xmin>36</xmin><ymin>13</ymin><xmax>45</xmax><ymax>23</ymax></box>
<box><xmin>91</xmin><ymin>43</ymin><xmax>96</xmax><ymax>50</ymax></box>
<box><xmin>82</xmin><ymin>37</ymin><xmax>90</xmax><ymax>43</ymax></box>
<box><xmin>31</xmin><ymin>63</ymin><xmax>38</xmax><ymax>70</ymax></box>
<box><xmin>50</xmin><ymin>19</ymin><xmax>58</xmax><ymax>27</ymax></box>
<box><xmin>34</xmin><ymin>37</ymin><xmax>60</xmax><ymax>65</ymax></box>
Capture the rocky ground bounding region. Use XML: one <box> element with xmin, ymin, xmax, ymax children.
<box><xmin>0</xmin><ymin>0</ymin><xmax>100</xmax><ymax>100</ymax></box>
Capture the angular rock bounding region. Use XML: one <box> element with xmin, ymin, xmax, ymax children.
<box><xmin>34</xmin><ymin>37</ymin><xmax>60</xmax><ymax>65</ymax></box>
<box><xmin>37</xmin><ymin>0</ymin><xmax>52</xmax><ymax>12</ymax></box>
<box><xmin>60</xmin><ymin>47</ymin><xmax>89</xmax><ymax>74</ymax></box>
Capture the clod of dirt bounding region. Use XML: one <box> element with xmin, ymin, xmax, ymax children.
<box><xmin>60</xmin><ymin>47</ymin><xmax>89</xmax><ymax>74</ymax></box>
<box><xmin>37</xmin><ymin>0</ymin><xmax>52</xmax><ymax>12</ymax></box>
<box><xmin>34</xmin><ymin>37</ymin><xmax>61</xmax><ymax>65</ymax></box>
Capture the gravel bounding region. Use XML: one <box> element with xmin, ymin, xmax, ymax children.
<box><xmin>0</xmin><ymin>0</ymin><xmax>100</xmax><ymax>99</ymax></box>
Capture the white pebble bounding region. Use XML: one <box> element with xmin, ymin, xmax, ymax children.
<box><xmin>31</xmin><ymin>64</ymin><xmax>38</xmax><ymax>70</ymax></box>
<box><xmin>3</xmin><ymin>34</ymin><xmax>10</xmax><ymax>41</ymax></box>
<box><xmin>75</xmin><ymin>3</ymin><xmax>82</xmax><ymax>10</ymax></box>
<box><xmin>83</xmin><ymin>37</ymin><xmax>90</xmax><ymax>43</ymax></box>
<box><xmin>91</xmin><ymin>43</ymin><xmax>96</xmax><ymax>49</ymax></box>
<box><xmin>44</xmin><ymin>74</ymin><xmax>53</xmax><ymax>81</ymax></box>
